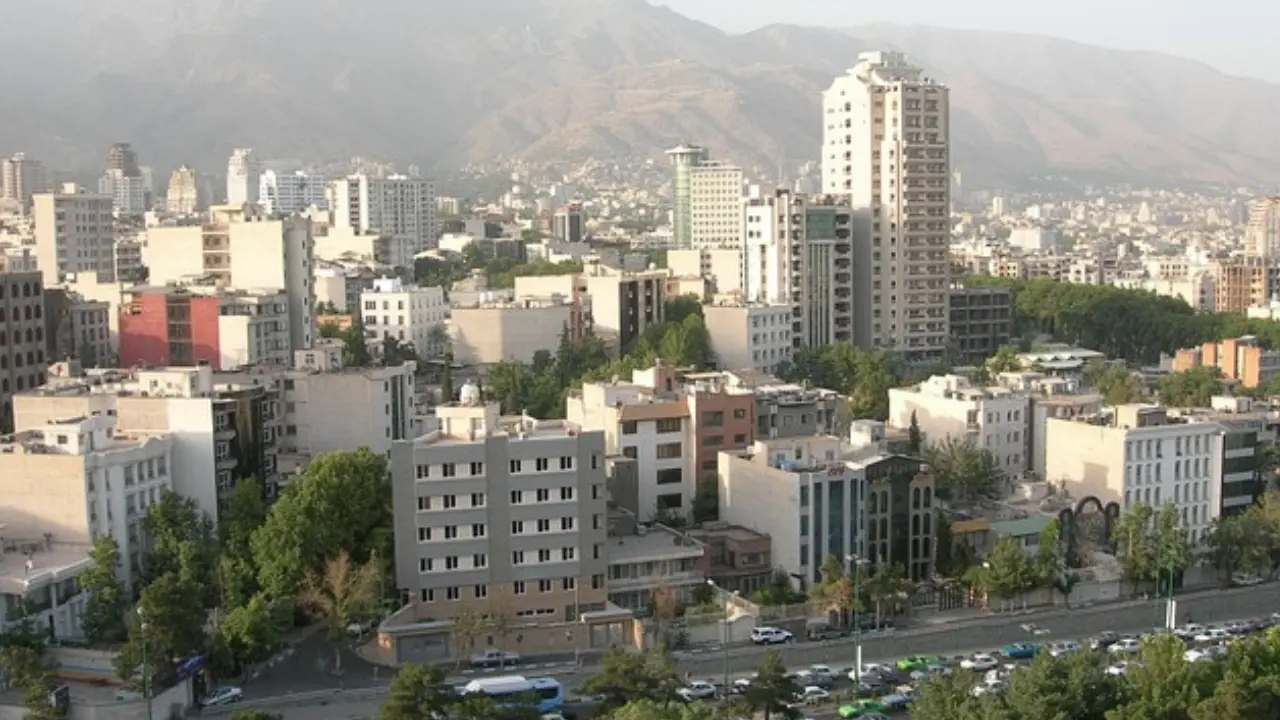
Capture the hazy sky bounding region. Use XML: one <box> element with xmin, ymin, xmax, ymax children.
<box><xmin>658</xmin><ymin>0</ymin><xmax>1278</xmax><ymax>82</ymax></box>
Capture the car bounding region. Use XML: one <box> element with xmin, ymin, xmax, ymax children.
<box><xmin>1194</xmin><ymin>628</ymin><xmax>1231</xmax><ymax>644</ymax></box>
<box><xmin>677</xmin><ymin>681</ymin><xmax>718</xmax><ymax>701</ymax></box>
<box><xmin>1184</xmin><ymin>649</ymin><xmax>1217</xmax><ymax>664</ymax></box>
<box><xmin>896</xmin><ymin>654</ymin><xmax>940</xmax><ymax>671</ymax></box>
<box><xmin>794</xmin><ymin>686</ymin><xmax>832</xmax><ymax>706</ymax></box>
<box><xmin>1106</xmin><ymin>663</ymin><xmax>1133</xmax><ymax>677</ymax></box>
<box><xmin>731</xmin><ymin>677</ymin><xmax>754</xmax><ymax>694</ymax></box>
<box><xmin>837</xmin><ymin>700</ymin><xmax>887</xmax><ymax>718</ymax></box>
<box><xmin>999</xmin><ymin>643</ymin><xmax>1040</xmax><ymax>660</ymax></box>
<box><xmin>347</xmin><ymin>618</ymin><xmax>375</xmax><ymax>636</ymax></box>
<box><xmin>960</xmin><ymin>653</ymin><xmax>1000</xmax><ymax>672</ymax></box>
<box><xmin>751</xmin><ymin>627</ymin><xmax>794</xmax><ymax>645</ymax></box>
<box><xmin>908</xmin><ymin>665</ymin><xmax>950</xmax><ymax>682</ymax></box>
<box><xmin>1175</xmin><ymin>623</ymin><xmax>1205</xmax><ymax>640</ymax></box>
<box><xmin>1048</xmin><ymin>640</ymin><xmax>1080</xmax><ymax>657</ymax></box>
<box><xmin>879</xmin><ymin>693</ymin><xmax>913</xmax><ymax>711</ymax></box>
<box><xmin>469</xmin><ymin>648</ymin><xmax>522</xmax><ymax>668</ymax></box>
<box><xmin>1090</xmin><ymin>631</ymin><xmax>1120</xmax><ymax>650</ymax></box>
<box><xmin>795</xmin><ymin>665</ymin><xmax>837</xmax><ymax>687</ymax></box>
<box><xmin>1109</xmin><ymin>638</ymin><xmax>1141</xmax><ymax>655</ymax></box>
<box><xmin>1232</xmin><ymin>572</ymin><xmax>1264</xmax><ymax>586</ymax></box>
<box><xmin>1222</xmin><ymin>620</ymin><xmax>1253</xmax><ymax>635</ymax></box>
<box><xmin>202</xmin><ymin>687</ymin><xmax>243</xmax><ymax>707</ymax></box>
<box><xmin>971</xmin><ymin>680</ymin><xmax>1005</xmax><ymax>697</ymax></box>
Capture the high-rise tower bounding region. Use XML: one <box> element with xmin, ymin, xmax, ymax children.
<box><xmin>821</xmin><ymin>51</ymin><xmax>951</xmax><ymax>364</ymax></box>
<box><xmin>666</xmin><ymin>145</ymin><xmax>706</xmax><ymax>249</ymax></box>
<box><xmin>227</xmin><ymin>148</ymin><xmax>258</xmax><ymax>206</ymax></box>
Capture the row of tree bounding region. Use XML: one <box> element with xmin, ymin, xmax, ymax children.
<box><xmin>910</xmin><ymin>631</ymin><xmax>1280</xmax><ymax>719</ymax></box>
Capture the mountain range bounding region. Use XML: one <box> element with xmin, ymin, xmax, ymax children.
<box><xmin>2</xmin><ymin>0</ymin><xmax>1278</xmax><ymax>186</ymax></box>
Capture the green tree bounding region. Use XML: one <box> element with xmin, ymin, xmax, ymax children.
<box><xmin>1112</xmin><ymin>503</ymin><xmax>1156</xmax><ymax>594</ymax></box>
<box><xmin>1191</xmin><ymin>632</ymin><xmax>1280</xmax><ymax>718</ymax></box>
<box><xmin>907</xmin><ymin>410</ymin><xmax>923</xmax><ymax>455</ymax></box>
<box><xmin>80</xmin><ymin>535</ymin><xmax>129</xmax><ymax>644</ymax></box>
<box><xmin>251</xmin><ymin>449</ymin><xmax>391</xmax><ymax>599</ymax></box>
<box><xmin>692</xmin><ymin>474</ymin><xmax>719</xmax><ymax>523</ymax></box>
<box><xmin>1086</xmin><ymin>361</ymin><xmax>1143</xmax><ymax>405</ymax></box>
<box><xmin>1157</xmin><ymin>366</ymin><xmax>1222</xmax><ymax>408</ymax></box>
<box><xmin>986</xmin><ymin>345</ymin><xmax>1024</xmax><ymax>374</ymax></box>
<box><xmin>925</xmin><ymin>437</ymin><xmax>1004</xmax><ymax>502</ymax></box>
<box><xmin>809</xmin><ymin>555</ymin><xmax>860</xmax><ymax>629</ymax></box>
<box><xmin>778</xmin><ymin>344</ymin><xmax>895</xmax><ymax>420</ymax></box>
<box><xmin>1034</xmin><ymin>518</ymin><xmax>1077</xmax><ymax>598</ymax></box>
<box><xmin>380</xmin><ymin>664</ymin><xmax>457</xmax><ymax>720</ymax></box>
<box><xmin>298</xmin><ymin>552</ymin><xmax>383</xmax><ymax>674</ymax></box>
<box><xmin>903</xmin><ymin>669</ymin><xmax>984</xmax><ymax>720</ymax></box>
<box><xmin>664</xmin><ymin>295</ymin><xmax>703</xmax><ymax>324</ymax></box>
<box><xmin>114</xmin><ymin>571</ymin><xmax>207</xmax><ymax>682</ymax></box>
<box><xmin>741</xmin><ymin>649</ymin><xmax>801</xmax><ymax>720</ymax></box>
<box><xmin>142</xmin><ymin>491</ymin><xmax>219</xmax><ymax>606</ymax></box>
<box><xmin>581</xmin><ymin>646</ymin><xmax>681</xmax><ymax>715</ymax></box>
<box><xmin>610</xmin><ymin>698</ymin><xmax>722</xmax><ymax>720</ymax></box>
<box><xmin>1109</xmin><ymin>634</ymin><xmax>1208</xmax><ymax>720</ymax></box>
<box><xmin>980</xmin><ymin>535</ymin><xmax>1040</xmax><ymax>609</ymax></box>
<box><xmin>21</xmin><ymin>675</ymin><xmax>67</xmax><ymax>720</ymax></box>
<box><xmin>864</xmin><ymin>564</ymin><xmax>913</xmax><ymax>626</ymax></box>
<box><xmin>229</xmin><ymin>712</ymin><xmax>285</xmax><ymax>720</ymax></box>
<box><xmin>999</xmin><ymin>649</ymin><xmax>1121</xmax><ymax>719</ymax></box>
<box><xmin>218</xmin><ymin>593</ymin><xmax>289</xmax><ymax>674</ymax></box>
<box><xmin>1151</xmin><ymin>502</ymin><xmax>1193</xmax><ymax>592</ymax></box>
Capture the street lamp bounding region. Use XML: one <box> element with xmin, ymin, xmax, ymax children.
<box><xmin>845</xmin><ymin>554</ymin><xmax>866</xmax><ymax>691</ymax></box>
<box><xmin>137</xmin><ymin>607</ymin><xmax>152</xmax><ymax>720</ymax></box>
<box><xmin>707</xmin><ymin>579</ymin><xmax>729</xmax><ymax>689</ymax></box>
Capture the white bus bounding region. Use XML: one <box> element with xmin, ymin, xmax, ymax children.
<box><xmin>460</xmin><ymin>675</ymin><xmax>564</xmax><ymax>713</ymax></box>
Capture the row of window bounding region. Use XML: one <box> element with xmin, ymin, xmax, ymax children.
<box><xmin>512</xmin><ymin>487</ymin><xmax>576</xmax><ymax>504</ymax></box>
<box><xmin>621</xmin><ymin>418</ymin><xmax>682</xmax><ymax>435</ymax></box>
<box><xmin>416</xmin><ymin>523</ymin><xmax>487</xmax><ymax>542</ymax></box>
<box><xmin>513</xmin><ymin>547</ymin><xmax>577</xmax><ymax>564</ymax></box>
<box><xmin>419</xmin><ymin>575</ymin><xmax>603</xmax><ymax>603</ymax></box>
<box><xmin>512</xmin><ymin>517</ymin><xmax>576</xmax><ymax>534</ymax></box>
<box><xmin>413</xmin><ymin>456</ymin><xmax>577</xmax><ymax>480</ymax></box>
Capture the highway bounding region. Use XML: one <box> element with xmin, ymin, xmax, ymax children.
<box><xmin>238</xmin><ymin>582</ymin><xmax>1280</xmax><ymax>720</ymax></box>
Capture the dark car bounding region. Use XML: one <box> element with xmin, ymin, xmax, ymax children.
<box><xmin>1090</xmin><ymin>632</ymin><xmax>1120</xmax><ymax>651</ymax></box>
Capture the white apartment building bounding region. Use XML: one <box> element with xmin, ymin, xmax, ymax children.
<box><xmin>97</xmin><ymin>170</ymin><xmax>148</xmax><ymax>217</ymax></box>
<box><xmin>166</xmin><ymin>165</ymin><xmax>200</xmax><ymax>215</ymax></box>
<box><xmin>702</xmin><ymin>303</ymin><xmax>794</xmax><ymax>374</ymax></box>
<box><xmin>32</xmin><ymin>188</ymin><xmax>117</xmax><ymax>285</ymax></box>
<box><xmin>743</xmin><ymin>190</ymin><xmax>853</xmax><ymax>349</ymax></box>
<box><xmin>227</xmin><ymin>148</ymin><xmax>259</xmax><ymax>207</ymax></box>
<box><xmin>216</xmin><ymin>290</ymin><xmax>293</xmax><ymax>368</ymax></box>
<box><xmin>668</xmin><ymin>248</ymin><xmax>744</xmax><ymax>295</ymax></box>
<box><xmin>260</xmin><ymin>170</ymin><xmax>328</xmax><ymax>216</ymax></box>
<box><xmin>360</xmin><ymin>277</ymin><xmax>448</xmax><ymax>358</ymax></box>
<box><xmin>822</xmin><ymin>50</ymin><xmax>951</xmax><ymax>364</ymax></box>
<box><xmin>389</xmin><ymin>392</ymin><xmax>609</xmax><ymax>639</ymax></box>
<box><xmin>1246</xmin><ymin>197</ymin><xmax>1280</xmax><ymax>260</ymax></box>
<box><xmin>330</xmin><ymin>174</ymin><xmax>437</xmax><ymax>267</ymax></box>
<box><xmin>1044</xmin><ymin>405</ymin><xmax>1223</xmax><ymax>544</ymax></box>
<box><xmin>567</xmin><ymin>363</ymin><xmax>693</xmax><ymax>521</ymax></box>
<box><xmin>113</xmin><ymin>236</ymin><xmax>146</xmax><ymax>283</ymax></box>
<box><xmin>449</xmin><ymin>298</ymin><xmax>576</xmax><ymax>366</ymax></box>
<box><xmin>889</xmin><ymin>374</ymin><xmax>1030</xmax><ymax>477</ymax></box>
<box><xmin>1008</xmin><ymin>227</ymin><xmax>1060</xmax><ymax>253</ymax></box>
<box><xmin>690</xmin><ymin>161</ymin><xmax>744</xmax><ymax>250</ymax></box>
<box><xmin>0</xmin><ymin>414</ymin><xmax>173</xmax><ymax>589</ymax></box>
<box><xmin>2</xmin><ymin>153</ymin><xmax>44</xmax><ymax>209</ymax></box>
<box><xmin>143</xmin><ymin>205</ymin><xmax>315</xmax><ymax>352</ymax></box>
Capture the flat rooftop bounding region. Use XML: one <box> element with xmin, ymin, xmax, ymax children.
<box><xmin>0</xmin><ymin>544</ymin><xmax>92</xmax><ymax>594</ymax></box>
<box><xmin>609</xmin><ymin>529</ymin><xmax>705</xmax><ymax>565</ymax></box>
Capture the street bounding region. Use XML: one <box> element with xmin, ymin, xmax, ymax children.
<box><xmin>227</xmin><ymin>580</ymin><xmax>1280</xmax><ymax>718</ymax></box>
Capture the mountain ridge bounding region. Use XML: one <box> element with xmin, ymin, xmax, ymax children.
<box><xmin>1</xmin><ymin>1</ymin><xmax>1276</xmax><ymax>185</ymax></box>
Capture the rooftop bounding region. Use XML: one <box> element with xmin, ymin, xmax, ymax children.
<box><xmin>0</xmin><ymin>539</ymin><xmax>92</xmax><ymax>595</ymax></box>
<box><xmin>608</xmin><ymin>526</ymin><xmax>705</xmax><ymax>565</ymax></box>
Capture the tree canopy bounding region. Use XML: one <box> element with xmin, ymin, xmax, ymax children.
<box><xmin>925</xmin><ymin>436</ymin><xmax>1004</xmax><ymax>502</ymax></box>
<box><xmin>777</xmin><ymin>344</ymin><xmax>896</xmax><ymax>420</ymax></box>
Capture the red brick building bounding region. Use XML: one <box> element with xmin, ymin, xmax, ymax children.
<box><xmin>118</xmin><ymin>287</ymin><xmax>222</xmax><ymax>368</ymax></box>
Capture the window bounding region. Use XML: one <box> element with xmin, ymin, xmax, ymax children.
<box><xmin>656</xmin><ymin>418</ymin><xmax>682</xmax><ymax>433</ymax></box>
<box><xmin>441</xmin><ymin>463</ymin><xmax>456</xmax><ymax>477</ymax></box>
<box><xmin>563</xmin><ymin>577</ymin><xmax>576</xmax><ymax>590</ymax></box>
<box><xmin>561</xmin><ymin>517</ymin><xmax>575</xmax><ymax>531</ymax></box>
<box><xmin>446</xmin><ymin>587</ymin><xmax>460</xmax><ymax>601</ymax></box>
<box><xmin>657</xmin><ymin>493</ymin><xmax>683</xmax><ymax>509</ymax></box>
<box><xmin>419</xmin><ymin>558</ymin><xmax>432</xmax><ymax>573</ymax></box>
<box><xmin>702</xmin><ymin>435</ymin><xmax>724</xmax><ymax>448</ymax></box>
<box><xmin>594</xmin><ymin>544</ymin><xmax>602</xmax><ymax>559</ymax></box>
<box><xmin>538</xmin><ymin>549</ymin><xmax>552</xmax><ymax>562</ymax></box>
<box><xmin>421</xmin><ymin>589</ymin><xmax>434</xmax><ymax>602</ymax></box>
<box><xmin>733</xmin><ymin>434</ymin><xmax>747</xmax><ymax>444</ymax></box>
<box><xmin>417</xmin><ymin>527</ymin><xmax>431</xmax><ymax>542</ymax></box>
<box><xmin>514</xmin><ymin>581</ymin><xmax>526</xmax><ymax>595</ymax></box>
<box><xmin>445</xmin><ymin>556</ymin><xmax>459</xmax><ymax>570</ymax></box>
<box><xmin>733</xmin><ymin>408</ymin><xmax>747</xmax><ymax>419</ymax></box>
<box><xmin>472</xmin><ymin>523</ymin><xmax>486</xmax><ymax>537</ymax></box>
<box><xmin>417</xmin><ymin>496</ymin><xmax>432</xmax><ymax>511</ymax></box>
<box><xmin>474</xmin><ymin>585</ymin><xmax>488</xmax><ymax>599</ymax></box>
<box><xmin>562</xmin><ymin>547</ymin><xmax>576</xmax><ymax>560</ymax></box>
<box><xmin>510</xmin><ymin>459</ymin><xmax>522</xmax><ymax>473</ymax></box>
<box><xmin>473</xmin><ymin>553</ymin><xmax>487</xmax><ymax>568</ymax></box>
<box><xmin>511</xmin><ymin>521</ymin><xmax>525</xmax><ymax>534</ymax></box>
<box><xmin>656</xmin><ymin>468</ymin><xmax>683</xmax><ymax>485</ymax></box>
<box><xmin>469</xmin><ymin>462</ymin><xmax>484</xmax><ymax>475</ymax></box>
<box><xmin>471</xmin><ymin>493</ymin><xmax>486</xmax><ymax>507</ymax></box>
<box><xmin>560</xmin><ymin>456</ymin><xmax>573</xmax><ymax>470</ymax></box>
<box><xmin>511</xmin><ymin>490</ymin><xmax>523</xmax><ymax>504</ymax></box>
<box><xmin>592</xmin><ymin>454</ymin><xmax>599</xmax><ymax>469</ymax></box>
<box><xmin>442</xmin><ymin>495</ymin><xmax>457</xmax><ymax>509</ymax></box>
<box><xmin>512</xmin><ymin>551</ymin><xmax>525</xmax><ymax>565</ymax></box>
<box><xmin>536</xmin><ymin>488</ymin><xmax>551</xmax><ymax>502</ymax></box>
<box><xmin>537</xmin><ymin>519</ymin><xmax>551</xmax><ymax>532</ymax></box>
<box><xmin>622</xmin><ymin>446</ymin><xmax>638</xmax><ymax>459</ymax></box>
<box><xmin>444</xmin><ymin>525</ymin><xmax>458</xmax><ymax>539</ymax></box>
<box><xmin>621</xmin><ymin>421</ymin><xmax>638</xmax><ymax>435</ymax></box>
<box><xmin>656</xmin><ymin>442</ymin><xmax>682</xmax><ymax>459</ymax></box>
<box><xmin>415</xmin><ymin>464</ymin><xmax>431</xmax><ymax>479</ymax></box>
<box><xmin>538</xmin><ymin>579</ymin><xmax>553</xmax><ymax>593</ymax></box>
<box><xmin>536</xmin><ymin>458</ymin><xmax>550</xmax><ymax>472</ymax></box>
<box><xmin>560</xmin><ymin>486</ymin><xmax>575</xmax><ymax>501</ymax></box>
<box><xmin>592</xmin><ymin>574</ymin><xmax>604</xmax><ymax>590</ymax></box>
<box><xmin>592</xmin><ymin>484</ymin><xmax>602</xmax><ymax>500</ymax></box>
<box><xmin>702</xmin><ymin>411</ymin><xmax>724</xmax><ymax>427</ymax></box>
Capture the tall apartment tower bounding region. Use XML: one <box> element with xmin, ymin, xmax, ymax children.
<box><xmin>260</xmin><ymin>170</ymin><xmax>328</xmax><ymax>215</ymax></box>
<box><xmin>0</xmin><ymin>257</ymin><xmax>46</xmax><ymax>432</ymax></box>
<box><xmin>2</xmin><ymin>153</ymin><xmax>45</xmax><ymax>210</ymax></box>
<box><xmin>32</xmin><ymin>188</ymin><xmax>117</xmax><ymax>286</ymax></box>
<box><xmin>166</xmin><ymin>165</ymin><xmax>200</xmax><ymax>214</ymax></box>
<box><xmin>666</xmin><ymin>145</ymin><xmax>744</xmax><ymax>250</ymax></box>
<box><xmin>107</xmin><ymin>143</ymin><xmax>140</xmax><ymax>176</ymax></box>
<box><xmin>822</xmin><ymin>51</ymin><xmax>952</xmax><ymax>364</ymax></box>
<box><xmin>1246</xmin><ymin>197</ymin><xmax>1280</xmax><ymax>260</ymax></box>
<box><xmin>743</xmin><ymin>190</ymin><xmax>853</xmax><ymax>349</ymax></box>
<box><xmin>330</xmin><ymin>174</ymin><xmax>437</xmax><ymax>268</ymax></box>
<box><xmin>227</xmin><ymin>148</ymin><xmax>259</xmax><ymax>206</ymax></box>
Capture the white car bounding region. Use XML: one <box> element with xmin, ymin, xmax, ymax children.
<box><xmin>202</xmin><ymin>687</ymin><xmax>243</xmax><ymax>707</ymax></box>
<box><xmin>960</xmin><ymin>653</ymin><xmax>999</xmax><ymax>672</ymax></box>
<box><xmin>1048</xmin><ymin>641</ymin><xmax>1080</xmax><ymax>657</ymax></box>
<box><xmin>1194</xmin><ymin>628</ymin><xmax>1231</xmax><ymax>644</ymax></box>
<box><xmin>852</xmin><ymin>663</ymin><xmax>894</xmax><ymax>681</ymax></box>
<box><xmin>795</xmin><ymin>666</ymin><xmax>836</xmax><ymax>687</ymax></box>
<box><xmin>1232</xmin><ymin>572</ymin><xmax>1264</xmax><ymax>587</ymax></box>
<box><xmin>751</xmin><ymin>627</ymin><xmax>794</xmax><ymax>645</ymax></box>
<box><xmin>972</xmin><ymin>680</ymin><xmax>1005</xmax><ymax>697</ymax></box>
<box><xmin>1175</xmin><ymin>623</ymin><xmax>1205</xmax><ymax>639</ymax></box>
<box><xmin>1106</xmin><ymin>663</ymin><xmax>1134</xmax><ymax>677</ymax></box>
<box><xmin>909</xmin><ymin>665</ymin><xmax>950</xmax><ymax>682</ymax></box>
<box><xmin>1110</xmin><ymin>638</ymin><xmax>1141</xmax><ymax>655</ymax></box>
<box><xmin>347</xmin><ymin>618</ymin><xmax>375</xmax><ymax>636</ymax></box>
<box><xmin>677</xmin><ymin>681</ymin><xmax>718</xmax><ymax>701</ymax></box>
<box><xmin>794</xmin><ymin>686</ymin><xmax>831</xmax><ymax>706</ymax></box>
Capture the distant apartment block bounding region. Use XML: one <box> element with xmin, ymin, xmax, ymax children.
<box><xmin>1246</xmin><ymin>196</ymin><xmax>1280</xmax><ymax>260</ymax></box>
<box><xmin>552</xmin><ymin>204</ymin><xmax>584</xmax><ymax>244</ymax></box>
<box><xmin>2</xmin><ymin>153</ymin><xmax>45</xmax><ymax>210</ymax></box>
<box><xmin>360</xmin><ymin>277</ymin><xmax>448</xmax><ymax>358</ymax></box>
<box><xmin>889</xmin><ymin>374</ymin><xmax>1030</xmax><ymax>477</ymax></box>
<box><xmin>32</xmin><ymin>188</ymin><xmax>117</xmax><ymax>286</ymax></box>
<box><xmin>330</xmin><ymin>174</ymin><xmax>437</xmax><ymax>267</ymax></box>
<box><xmin>166</xmin><ymin>165</ymin><xmax>200</xmax><ymax>215</ymax></box>
<box><xmin>43</xmin><ymin>289</ymin><xmax>113</xmax><ymax>368</ymax></box>
<box><xmin>260</xmin><ymin>170</ymin><xmax>328</xmax><ymax>216</ymax></box>
<box><xmin>702</xmin><ymin>302</ymin><xmax>794</xmax><ymax>374</ymax></box>
<box><xmin>118</xmin><ymin>285</ymin><xmax>291</xmax><ymax>370</ymax></box>
<box><xmin>0</xmin><ymin>264</ymin><xmax>47</xmax><ymax>432</ymax></box>
<box><xmin>667</xmin><ymin>248</ymin><xmax>744</xmax><ymax>295</ymax></box>
<box><xmin>1173</xmin><ymin>335</ymin><xmax>1280</xmax><ymax>390</ymax></box>
<box><xmin>449</xmin><ymin>297</ymin><xmax>578</xmax><ymax>366</ymax></box>
<box><xmin>948</xmin><ymin>283</ymin><xmax>1013</xmax><ymax>365</ymax></box>
<box><xmin>227</xmin><ymin>149</ymin><xmax>259</xmax><ymax>207</ymax></box>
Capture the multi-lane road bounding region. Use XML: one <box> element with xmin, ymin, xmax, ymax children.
<box><xmin>240</xmin><ymin>582</ymin><xmax>1280</xmax><ymax>720</ymax></box>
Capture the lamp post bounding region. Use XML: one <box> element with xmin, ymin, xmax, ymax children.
<box><xmin>845</xmin><ymin>554</ymin><xmax>865</xmax><ymax>692</ymax></box>
<box><xmin>138</xmin><ymin>607</ymin><xmax>152</xmax><ymax>720</ymax></box>
<box><xmin>707</xmin><ymin>579</ymin><xmax>729</xmax><ymax>689</ymax></box>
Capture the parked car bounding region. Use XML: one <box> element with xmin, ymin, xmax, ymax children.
<box><xmin>960</xmin><ymin>653</ymin><xmax>999</xmax><ymax>672</ymax></box>
<box><xmin>1048</xmin><ymin>641</ymin><xmax>1080</xmax><ymax>657</ymax></box>
<box><xmin>895</xmin><ymin>655</ymin><xmax>940</xmax><ymax>671</ymax></box>
<box><xmin>469</xmin><ymin>648</ymin><xmax>521</xmax><ymax>668</ymax></box>
<box><xmin>1109</xmin><ymin>638</ymin><xmax>1141</xmax><ymax>655</ymax></box>
<box><xmin>751</xmin><ymin>627</ymin><xmax>794</xmax><ymax>645</ymax></box>
<box><xmin>202</xmin><ymin>687</ymin><xmax>243</xmax><ymax>707</ymax></box>
<box><xmin>793</xmin><ymin>686</ymin><xmax>832</xmax><ymax>707</ymax></box>
<box><xmin>999</xmin><ymin>643</ymin><xmax>1040</xmax><ymax>660</ymax></box>
<box><xmin>1090</xmin><ymin>631</ymin><xmax>1120</xmax><ymax>651</ymax></box>
<box><xmin>1232</xmin><ymin>572</ymin><xmax>1264</xmax><ymax>587</ymax></box>
<box><xmin>837</xmin><ymin>699</ymin><xmax>887</xmax><ymax>718</ymax></box>
<box><xmin>1193</xmin><ymin>628</ymin><xmax>1231</xmax><ymax>644</ymax></box>
<box><xmin>677</xmin><ymin>681</ymin><xmax>718</xmax><ymax>701</ymax></box>
<box><xmin>347</xmin><ymin>618</ymin><xmax>376</xmax><ymax>636</ymax></box>
<box><xmin>805</xmin><ymin>621</ymin><xmax>846</xmax><ymax>641</ymax></box>
<box><xmin>794</xmin><ymin>665</ymin><xmax>837</xmax><ymax>687</ymax></box>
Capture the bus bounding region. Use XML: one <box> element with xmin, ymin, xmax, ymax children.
<box><xmin>460</xmin><ymin>675</ymin><xmax>564</xmax><ymax>713</ymax></box>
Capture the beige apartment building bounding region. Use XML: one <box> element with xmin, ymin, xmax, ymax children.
<box><xmin>0</xmin><ymin>258</ymin><xmax>48</xmax><ymax>432</ymax></box>
<box><xmin>449</xmin><ymin>297</ymin><xmax>577</xmax><ymax>366</ymax></box>
<box><xmin>0</xmin><ymin>414</ymin><xmax>173</xmax><ymax>588</ymax></box>
<box><xmin>515</xmin><ymin>261</ymin><xmax>668</xmax><ymax>355</ymax></box>
<box><xmin>142</xmin><ymin>204</ymin><xmax>316</xmax><ymax>351</ymax></box>
<box><xmin>385</xmin><ymin>387</ymin><xmax>620</xmax><ymax>664</ymax></box>
<box><xmin>32</xmin><ymin>187</ymin><xmax>117</xmax><ymax>286</ymax></box>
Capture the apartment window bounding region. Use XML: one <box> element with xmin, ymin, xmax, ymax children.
<box><xmin>656</xmin><ymin>442</ymin><xmax>682</xmax><ymax>459</ymax></box>
<box><xmin>536</xmin><ymin>458</ymin><xmax>550</xmax><ymax>472</ymax></box>
<box><xmin>442</xmin><ymin>495</ymin><xmax>457</xmax><ymax>509</ymax></box>
<box><xmin>510</xmin><ymin>459</ymin><xmax>522</xmax><ymax>473</ymax></box>
<box><xmin>415</xmin><ymin>464</ymin><xmax>431</xmax><ymax>479</ymax></box>
<box><xmin>474</xmin><ymin>585</ymin><xmax>488</xmax><ymax>599</ymax></box>
<box><xmin>702</xmin><ymin>435</ymin><xmax>724</xmax><ymax>448</ymax></box>
<box><xmin>563</xmin><ymin>577</ymin><xmax>577</xmax><ymax>591</ymax></box>
<box><xmin>536</xmin><ymin>488</ymin><xmax>551</xmax><ymax>502</ymax></box>
<box><xmin>471</xmin><ymin>523</ymin><xmax>486</xmax><ymax>537</ymax></box>
<box><xmin>592</xmin><ymin>574</ymin><xmax>604</xmax><ymax>590</ymax></box>
<box><xmin>473</xmin><ymin>553</ymin><xmax>488</xmax><ymax>568</ymax></box>
<box><xmin>656</xmin><ymin>468</ymin><xmax>683</xmax><ymax>486</ymax></box>
<box><xmin>593</xmin><ymin>514</ymin><xmax>603</xmax><ymax>530</ymax></box>
<box><xmin>538</xmin><ymin>549</ymin><xmax>552</xmax><ymax>563</ymax></box>
<box><xmin>656</xmin><ymin>418</ymin><xmax>682</xmax><ymax>434</ymax></box>
<box><xmin>592</xmin><ymin>454</ymin><xmax>600</xmax><ymax>469</ymax></box>
<box><xmin>592</xmin><ymin>484</ymin><xmax>602</xmax><ymax>500</ymax></box>
<box><xmin>733</xmin><ymin>434</ymin><xmax>747</xmax><ymax>444</ymax></box>
<box><xmin>561</xmin><ymin>517</ymin><xmax>575</xmax><ymax>531</ymax></box>
<box><xmin>560</xmin><ymin>486</ymin><xmax>575</xmax><ymax>501</ymax></box>
<box><xmin>512</xmin><ymin>521</ymin><xmax>525</xmax><ymax>535</ymax></box>
<box><xmin>441</xmin><ymin>463</ymin><xmax>456</xmax><ymax>477</ymax></box>
<box><xmin>537</xmin><ymin>519</ymin><xmax>551</xmax><ymax>533</ymax></box>
<box><xmin>445</xmin><ymin>556</ymin><xmax>459</xmax><ymax>570</ymax></box>
<box><xmin>469</xmin><ymin>462</ymin><xmax>484</xmax><ymax>475</ymax></box>
<box><xmin>538</xmin><ymin>579</ymin><xmax>553</xmax><ymax>593</ymax></box>
<box><xmin>514</xmin><ymin>581</ymin><xmax>526</xmax><ymax>595</ymax></box>
<box><xmin>733</xmin><ymin>408</ymin><xmax>747</xmax><ymax>419</ymax></box>
<box><xmin>444</xmin><ymin>526</ymin><xmax>458</xmax><ymax>540</ymax></box>
<box><xmin>421</xmin><ymin>589</ymin><xmax>434</xmax><ymax>602</ymax></box>
<box><xmin>559</xmin><ymin>456</ymin><xmax>574</xmax><ymax>470</ymax></box>
<box><xmin>702</xmin><ymin>411</ymin><xmax>724</xmax><ymax>427</ymax></box>
<box><xmin>621</xmin><ymin>421</ymin><xmax>638</xmax><ymax>435</ymax></box>
<box><xmin>622</xmin><ymin>446</ymin><xmax>638</xmax><ymax>459</ymax></box>
<box><xmin>417</xmin><ymin>496</ymin><xmax>432</xmax><ymax>511</ymax></box>
<box><xmin>511</xmin><ymin>490</ymin><xmax>524</xmax><ymax>504</ymax></box>
<box><xmin>471</xmin><ymin>493</ymin><xmax>486</xmax><ymax>507</ymax></box>
<box><xmin>419</xmin><ymin>558</ymin><xmax>432</xmax><ymax>573</ymax></box>
<box><xmin>513</xmin><ymin>551</ymin><xmax>525</xmax><ymax>565</ymax></box>
<box><xmin>417</xmin><ymin>527</ymin><xmax>431</xmax><ymax>542</ymax></box>
<box><xmin>594</xmin><ymin>544</ymin><xmax>602</xmax><ymax>559</ymax></box>
<box><xmin>446</xmin><ymin>587</ymin><xmax>460</xmax><ymax>601</ymax></box>
<box><xmin>562</xmin><ymin>547</ymin><xmax>576</xmax><ymax>561</ymax></box>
